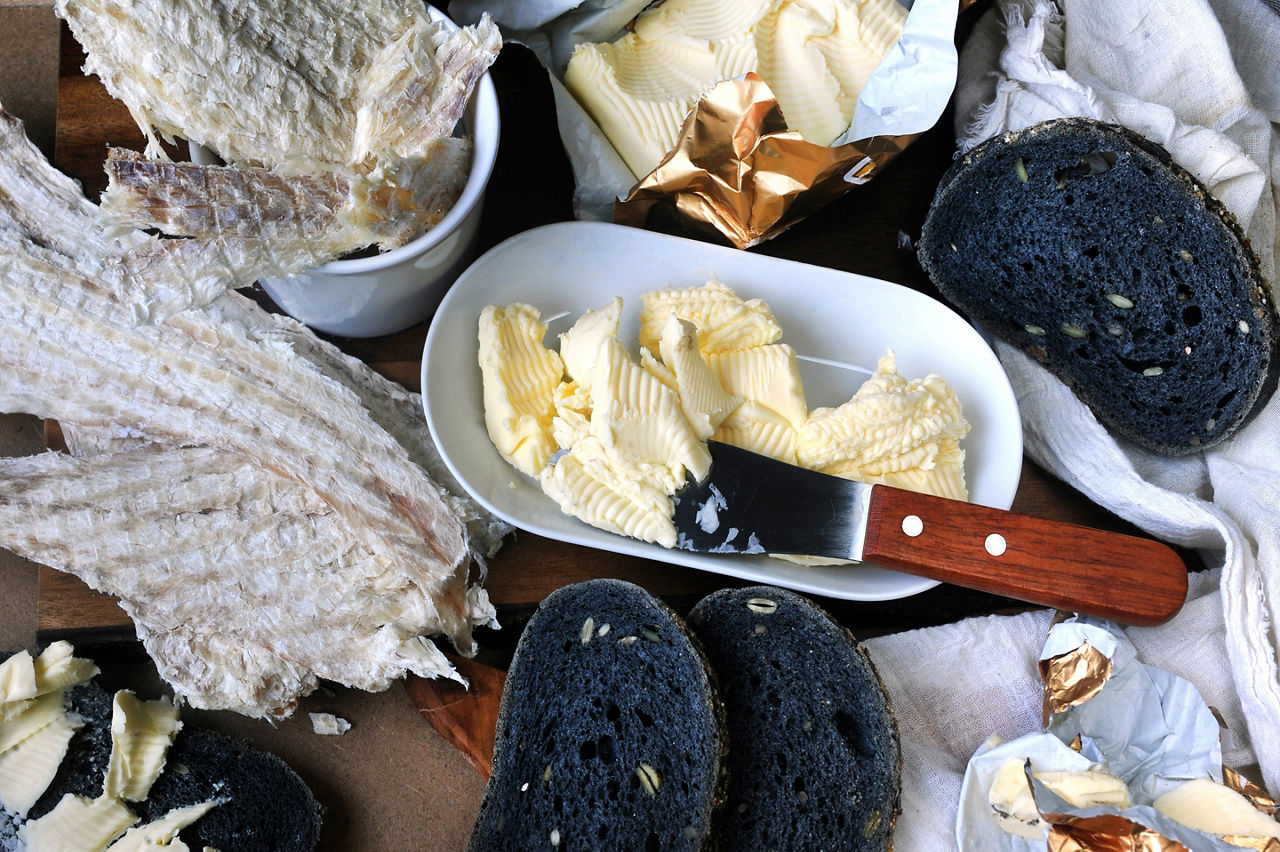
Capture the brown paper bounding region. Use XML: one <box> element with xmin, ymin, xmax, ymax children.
<box><xmin>1040</xmin><ymin>640</ymin><xmax>1114</xmax><ymax>724</ymax></box>
<box><xmin>613</xmin><ymin>73</ymin><xmax>916</xmax><ymax>249</ymax></box>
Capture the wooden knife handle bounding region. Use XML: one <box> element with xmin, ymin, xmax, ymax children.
<box><xmin>859</xmin><ymin>485</ymin><xmax>1188</xmax><ymax>626</ymax></box>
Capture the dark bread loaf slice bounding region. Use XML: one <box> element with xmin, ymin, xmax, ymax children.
<box><xmin>28</xmin><ymin>682</ymin><xmax>322</xmax><ymax>851</ymax></box>
<box><xmin>469</xmin><ymin>579</ymin><xmax>727</xmax><ymax>851</ymax></box>
<box><xmin>917</xmin><ymin>118</ymin><xmax>1278</xmax><ymax>454</ymax></box>
<box><xmin>687</xmin><ymin>586</ymin><xmax>900</xmax><ymax>852</ymax></box>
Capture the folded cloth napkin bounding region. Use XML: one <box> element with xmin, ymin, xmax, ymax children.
<box><xmin>860</xmin><ymin>0</ymin><xmax>1280</xmax><ymax>847</ymax></box>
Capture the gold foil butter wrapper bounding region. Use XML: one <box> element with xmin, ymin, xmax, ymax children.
<box><xmin>1040</xmin><ymin>639</ymin><xmax>1113</xmax><ymax>724</ymax></box>
<box><xmin>448</xmin><ymin>0</ymin><xmax>964</xmax><ymax>248</ymax></box>
<box><xmin>1046</xmin><ymin>813</ymin><xmax>1190</xmax><ymax>852</ymax></box>
<box><xmin>613</xmin><ymin>73</ymin><xmax>916</xmax><ymax>249</ymax></box>
<box><xmin>1226</xmin><ymin>766</ymin><xmax>1280</xmax><ymax>817</ymax></box>
<box><xmin>957</xmin><ymin>619</ymin><xmax>1280</xmax><ymax>851</ymax></box>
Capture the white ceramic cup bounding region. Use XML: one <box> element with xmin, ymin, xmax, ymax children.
<box><xmin>194</xmin><ymin>7</ymin><xmax>499</xmax><ymax>338</ymax></box>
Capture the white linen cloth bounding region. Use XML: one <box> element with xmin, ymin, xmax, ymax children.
<box><xmin>862</xmin><ymin>0</ymin><xmax>1280</xmax><ymax>847</ymax></box>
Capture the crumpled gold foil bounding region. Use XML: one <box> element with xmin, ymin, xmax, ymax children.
<box><xmin>1046</xmin><ymin>814</ymin><xmax>1189</xmax><ymax>852</ymax></box>
<box><xmin>613</xmin><ymin>73</ymin><xmax>916</xmax><ymax>249</ymax></box>
<box><xmin>1225</xmin><ymin>766</ymin><xmax>1280</xmax><ymax>817</ymax></box>
<box><xmin>1040</xmin><ymin>640</ymin><xmax>1114</xmax><ymax>723</ymax></box>
<box><xmin>1043</xmin><ymin>812</ymin><xmax>1280</xmax><ymax>852</ymax></box>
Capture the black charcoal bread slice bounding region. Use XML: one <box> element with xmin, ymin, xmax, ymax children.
<box><xmin>917</xmin><ymin>118</ymin><xmax>1277</xmax><ymax>454</ymax></box>
<box><xmin>469</xmin><ymin>579</ymin><xmax>727</xmax><ymax>852</ymax></box>
<box><xmin>687</xmin><ymin>586</ymin><xmax>900</xmax><ymax>852</ymax></box>
<box><xmin>28</xmin><ymin>682</ymin><xmax>322</xmax><ymax>851</ymax></box>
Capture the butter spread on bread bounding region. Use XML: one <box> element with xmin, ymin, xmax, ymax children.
<box><xmin>0</xmin><ymin>644</ymin><xmax>98</xmax><ymax>818</ymax></box>
<box><xmin>2</xmin><ymin>646</ymin><xmax>321</xmax><ymax>851</ymax></box>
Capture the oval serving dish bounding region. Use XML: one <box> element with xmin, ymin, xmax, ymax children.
<box><xmin>423</xmin><ymin>221</ymin><xmax>1022</xmax><ymax>602</ymax></box>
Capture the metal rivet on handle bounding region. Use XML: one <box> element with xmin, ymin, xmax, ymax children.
<box><xmin>985</xmin><ymin>533</ymin><xmax>1007</xmax><ymax>556</ymax></box>
<box><xmin>902</xmin><ymin>515</ymin><xmax>924</xmax><ymax>537</ymax></box>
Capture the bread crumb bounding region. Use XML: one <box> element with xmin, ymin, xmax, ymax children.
<box><xmin>309</xmin><ymin>712</ymin><xmax>352</xmax><ymax>736</ymax></box>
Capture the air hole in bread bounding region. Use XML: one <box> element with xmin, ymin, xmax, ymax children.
<box><xmin>1083</xmin><ymin>245</ymin><xmax>1100</xmax><ymax>259</ymax></box>
<box><xmin>1119</xmin><ymin>355</ymin><xmax>1174</xmax><ymax>374</ymax></box>
<box><xmin>645</xmin><ymin>831</ymin><xmax>660</xmax><ymax>852</ymax></box>
<box><xmin>835</xmin><ymin>709</ymin><xmax>874</xmax><ymax>759</ymax></box>
<box><xmin>579</xmin><ymin>740</ymin><xmax>596</xmax><ymax>760</ymax></box>
<box><xmin>635</xmin><ymin>708</ymin><xmax>654</xmax><ymax>728</ymax></box>
<box><xmin>597</xmin><ymin>735</ymin><xmax>616</xmax><ymax>764</ymax></box>
<box><xmin>1183</xmin><ymin>305</ymin><xmax>1202</xmax><ymax>327</ymax></box>
<box><xmin>1054</xmin><ymin>150</ymin><xmax>1118</xmax><ymax>185</ymax></box>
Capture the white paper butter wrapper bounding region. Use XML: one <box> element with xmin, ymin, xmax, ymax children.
<box><xmin>956</xmin><ymin>618</ymin><xmax>1268</xmax><ymax>851</ymax></box>
<box><xmin>450</xmin><ymin>0</ymin><xmax>961</xmax><ymax>225</ymax></box>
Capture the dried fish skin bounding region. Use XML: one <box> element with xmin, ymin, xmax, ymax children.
<box><xmin>101</xmin><ymin>148</ymin><xmax>350</xmax><ymax>241</ymax></box>
<box><xmin>0</xmin><ymin>246</ymin><xmax>475</xmax><ymax>650</ymax></box>
<box><xmin>352</xmin><ymin>17</ymin><xmax>502</xmax><ymax>162</ymax></box>
<box><xmin>207</xmin><ymin>292</ymin><xmax>514</xmax><ymax>559</ymax></box>
<box><xmin>56</xmin><ymin>0</ymin><xmax>500</xmax><ymax>168</ymax></box>
<box><xmin>0</xmin><ymin>107</ymin><xmax>349</xmax><ymax>319</ymax></box>
<box><xmin>1</xmin><ymin>104</ymin><xmax>482</xmax><ymax>652</ymax></box>
<box><xmin>0</xmin><ymin>446</ymin><xmax>473</xmax><ymax>717</ymax></box>
<box><xmin>342</xmin><ymin>137</ymin><xmax>472</xmax><ymax>247</ymax></box>
<box><xmin>101</xmin><ymin>137</ymin><xmax>471</xmax><ymax>251</ymax></box>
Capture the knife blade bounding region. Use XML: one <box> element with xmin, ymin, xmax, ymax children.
<box><xmin>672</xmin><ymin>442</ymin><xmax>1188</xmax><ymax>626</ymax></box>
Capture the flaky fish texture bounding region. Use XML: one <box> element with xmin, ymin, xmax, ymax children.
<box><xmin>0</xmin><ymin>106</ymin><xmax>510</xmax><ymax>718</ymax></box>
<box><xmin>101</xmin><ymin>139</ymin><xmax>471</xmax><ymax>250</ymax></box>
<box><xmin>55</xmin><ymin>0</ymin><xmax>500</xmax><ymax>169</ymax></box>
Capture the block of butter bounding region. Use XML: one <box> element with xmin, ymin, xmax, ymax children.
<box><xmin>563</xmin><ymin>0</ymin><xmax>909</xmax><ymax>179</ymax></box>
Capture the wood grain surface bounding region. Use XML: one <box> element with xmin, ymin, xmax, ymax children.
<box><xmin>38</xmin><ymin>9</ymin><xmax>1199</xmax><ymax>777</ymax></box>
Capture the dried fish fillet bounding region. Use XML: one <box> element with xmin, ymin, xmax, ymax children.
<box><xmin>56</xmin><ymin>0</ymin><xmax>500</xmax><ymax>169</ymax></box>
<box><xmin>205</xmin><ymin>295</ymin><xmax>513</xmax><ymax>559</ymax></box>
<box><xmin>1</xmin><ymin>237</ymin><xmax>473</xmax><ymax>645</ymax></box>
<box><xmin>58</xmin><ymin>294</ymin><xmax>512</xmax><ymax>561</ymax></box>
<box><xmin>101</xmin><ymin>139</ymin><xmax>471</xmax><ymax>250</ymax></box>
<box><xmin>353</xmin><ymin>16</ymin><xmax>502</xmax><ymax>162</ymax></box>
<box><xmin>0</xmin><ymin>447</ymin><xmax>493</xmax><ymax>716</ymax></box>
<box><xmin>0</xmin><ymin>105</ymin><xmax>506</xmax><ymax>718</ymax></box>
<box><xmin>0</xmin><ymin>109</ymin><xmax>358</xmax><ymax>319</ymax></box>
